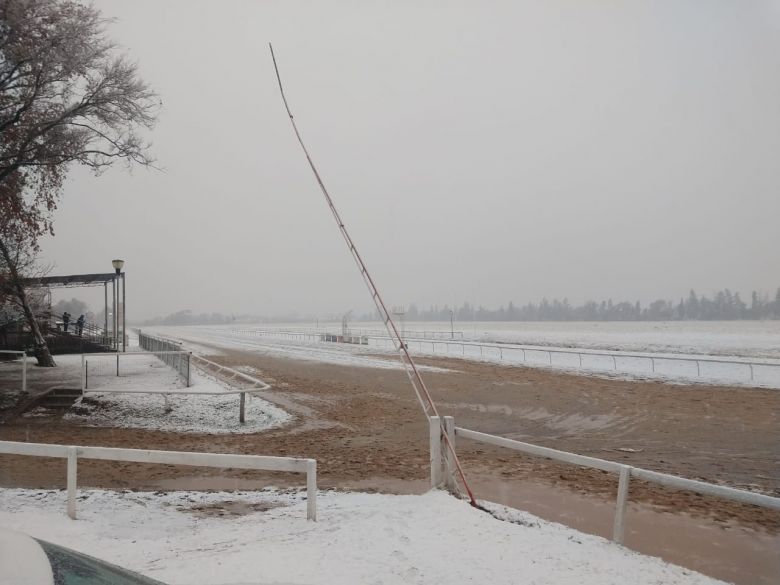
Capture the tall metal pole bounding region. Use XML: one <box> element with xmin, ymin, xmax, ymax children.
<box><xmin>122</xmin><ymin>272</ymin><xmax>126</xmax><ymax>352</ymax></box>
<box><xmin>112</xmin><ymin>276</ymin><xmax>117</xmax><ymax>351</ymax></box>
<box><xmin>104</xmin><ymin>282</ymin><xmax>108</xmax><ymax>338</ymax></box>
<box><xmin>269</xmin><ymin>44</ymin><xmax>477</xmax><ymax>506</ymax></box>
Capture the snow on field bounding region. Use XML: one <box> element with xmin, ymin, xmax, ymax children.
<box><xmin>0</xmin><ymin>488</ymin><xmax>724</xmax><ymax>585</ymax></box>
<box><xmin>65</xmin><ymin>391</ymin><xmax>290</xmax><ymax>434</ymax></box>
<box><xmin>34</xmin><ymin>354</ymin><xmax>290</xmax><ymax>434</ymax></box>
<box><xmin>144</xmin><ymin>324</ymin><xmax>780</xmax><ymax>389</ymax></box>
<box><xmin>468</xmin><ymin>321</ymin><xmax>780</xmax><ymax>359</ymax></box>
<box><xmin>202</xmin><ymin>320</ymin><xmax>780</xmax><ymax>359</ymax></box>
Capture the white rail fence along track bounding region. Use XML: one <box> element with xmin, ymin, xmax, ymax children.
<box><xmin>0</xmin><ymin>441</ymin><xmax>317</xmax><ymax>521</ymax></box>
<box><xmin>222</xmin><ymin>328</ymin><xmax>780</xmax><ymax>387</ymax></box>
<box><xmin>375</xmin><ymin>338</ymin><xmax>780</xmax><ymax>386</ymax></box>
<box><xmin>428</xmin><ymin>416</ymin><xmax>780</xmax><ymax>544</ymax></box>
<box><xmin>0</xmin><ymin>350</ymin><xmax>27</xmax><ymax>393</ymax></box>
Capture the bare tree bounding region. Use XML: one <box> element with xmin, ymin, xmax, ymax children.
<box><xmin>0</xmin><ymin>222</ymin><xmax>55</xmax><ymax>366</ymax></box>
<box><xmin>0</xmin><ymin>0</ymin><xmax>159</xmax><ymax>365</ymax></box>
<box><xmin>1</xmin><ymin>0</ymin><xmax>160</xmax><ymax>243</ymax></box>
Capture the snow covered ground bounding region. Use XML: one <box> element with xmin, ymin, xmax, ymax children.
<box><xmin>25</xmin><ymin>354</ymin><xmax>291</xmax><ymax>434</ymax></box>
<box><xmin>0</xmin><ymin>488</ymin><xmax>725</xmax><ymax>585</ymax></box>
<box><xmin>467</xmin><ymin>320</ymin><xmax>780</xmax><ymax>359</ymax></box>
<box><xmin>195</xmin><ymin>320</ymin><xmax>780</xmax><ymax>359</ymax></box>
<box><xmin>144</xmin><ymin>324</ymin><xmax>780</xmax><ymax>389</ymax></box>
<box><xmin>64</xmin><ymin>391</ymin><xmax>290</xmax><ymax>434</ymax></box>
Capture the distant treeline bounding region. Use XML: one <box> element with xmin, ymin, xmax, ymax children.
<box><xmin>142</xmin><ymin>288</ymin><xmax>780</xmax><ymax>325</ymax></box>
<box><xmin>139</xmin><ymin>310</ymin><xmax>239</xmax><ymax>326</ymax></box>
<box><xmin>361</xmin><ymin>288</ymin><xmax>780</xmax><ymax>322</ymax></box>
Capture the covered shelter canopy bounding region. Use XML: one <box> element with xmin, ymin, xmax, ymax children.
<box><xmin>21</xmin><ymin>273</ymin><xmax>117</xmax><ymax>289</ymax></box>
<box><xmin>18</xmin><ymin>270</ymin><xmax>126</xmax><ymax>352</ymax></box>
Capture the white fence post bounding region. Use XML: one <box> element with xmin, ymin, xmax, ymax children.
<box><xmin>443</xmin><ymin>416</ymin><xmax>456</xmax><ymax>492</ymax></box>
<box><xmin>21</xmin><ymin>354</ymin><xmax>27</xmax><ymax>393</ymax></box>
<box><xmin>67</xmin><ymin>447</ymin><xmax>78</xmax><ymax>519</ymax></box>
<box><xmin>306</xmin><ymin>459</ymin><xmax>317</xmax><ymax>521</ymax></box>
<box><xmin>429</xmin><ymin>416</ymin><xmax>442</xmax><ymax>488</ymax></box>
<box><xmin>612</xmin><ymin>465</ymin><xmax>631</xmax><ymax>544</ymax></box>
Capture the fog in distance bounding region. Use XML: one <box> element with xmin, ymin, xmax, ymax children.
<box><xmin>39</xmin><ymin>1</ymin><xmax>780</xmax><ymax>320</ymax></box>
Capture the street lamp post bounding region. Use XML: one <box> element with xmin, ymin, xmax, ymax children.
<box><xmin>112</xmin><ymin>259</ymin><xmax>125</xmax><ymax>352</ymax></box>
<box><xmin>449</xmin><ymin>309</ymin><xmax>454</xmax><ymax>340</ymax></box>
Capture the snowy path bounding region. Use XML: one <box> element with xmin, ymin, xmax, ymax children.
<box><xmin>0</xmin><ymin>488</ymin><xmax>725</xmax><ymax>585</ymax></box>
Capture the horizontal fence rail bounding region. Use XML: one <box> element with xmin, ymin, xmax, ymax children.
<box><xmin>0</xmin><ymin>350</ymin><xmax>26</xmax><ymax>393</ymax></box>
<box><xmin>0</xmin><ymin>440</ymin><xmax>317</xmax><ymax>520</ymax></box>
<box><xmin>429</xmin><ymin>417</ymin><xmax>780</xmax><ymax>545</ymax></box>
<box><xmin>220</xmin><ymin>326</ymin><xmax>465</xmax><ymax>340</ymax></box>
<box><xmin>190</xmin><ymin>354</ymin><xmax>271</xmax><ymax>391</ymax></box>
<box><xmin>188</xmin><ymin>354</ymin><xmax>272</xmax><ymax>424</ymax></box>
<box><xmin>77</xmin><ymin>346</ymin><xmax>273</xmax><ymax>425</ymax></box>
<box><xmin>133</xmin><ymin>332</ymin><xmax>274</xmax><ymax>424</ymax></box>
<box><xmin>377</xmin><ymin>337</ymin><xmax>780</xmax><ymax>386</ymax></box>
<box><xmin>185</xmin><ymin>327</ymin><xmax>780</xmax><ymax>387</ymax></box>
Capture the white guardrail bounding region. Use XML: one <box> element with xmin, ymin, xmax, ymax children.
<box><xmin>428</xmin><ymin>416</ymin><xmax>780</xmax><ymax>544</ymax></box>
<box><xmin>223</xmin><ymin>328</ymin><xmax>780</xmax><ymax>386</ymax></box>
<box><xmin>0</xmin><ymin>350</ymin><xmax>27</xmax><ymax>393</ymax></box>
<box><xmin>0</xmin><ymin>441</ymin><xmax>317</xmax><ymax>521</ymax></box>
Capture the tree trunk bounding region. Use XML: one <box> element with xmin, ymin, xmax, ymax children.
<box><xmin>0</xmin><ymin>237</ymin><xmax>56</xmax><ymax>367</ymax></box>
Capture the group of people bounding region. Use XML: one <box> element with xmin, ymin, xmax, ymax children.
<box><xmin>61</xmin><ymin>312</ymin><xmax>86</xmax><ymax>336</ymax></box>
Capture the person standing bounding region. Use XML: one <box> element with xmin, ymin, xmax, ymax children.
<box><xmin>62</xmin><ymin>312</ymin><xmax>71</xmax><ymax>333</ymax></box>
<box><xmin>76</xmin><ymin>315</ymin><xmax>85</xmax><ymax>336</ymax></box>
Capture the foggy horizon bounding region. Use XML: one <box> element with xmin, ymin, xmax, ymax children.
<box><xmin>36</xmin><ymin>1</ymin><xmax>780</xmax><ymax>321</ymax></box>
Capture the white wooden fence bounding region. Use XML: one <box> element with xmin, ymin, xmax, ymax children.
<box><xmin>388</xmin><ymin>338</ymin><xmax>780</xmax><ymax>386</ymax></box>
<box><xmin>0</xmin><ymin>350</ymin><xmax>27</xmax><ymax>393</ymax></box>
<box><xmin>0</xmin><ymin>441</ymin><xmax>317</xmax><ymax>520</ymax></box>
<box><xmin>429</xmin><ymin>416</ymin><xmax>780</xmax><ymax>544</ymax></box>
<box><xmin>197</xmin><ymin>328</ymin><xmax>780</xmax><ymax>386</ymax></box>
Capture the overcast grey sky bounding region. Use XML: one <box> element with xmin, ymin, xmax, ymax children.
<box><xmin>40</xmin><ymin>1</ymin><xmax>780</xmax><ymax>319</ymax></box>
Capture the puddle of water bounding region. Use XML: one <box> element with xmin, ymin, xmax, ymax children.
<box><xmin>472</xmin><ymin>478</ymin><xmax>780</xmax><ymax>585</ymax></box>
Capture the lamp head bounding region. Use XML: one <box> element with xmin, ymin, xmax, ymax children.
<box><xmin>112</xmin><ymin>259</ymin><xmax>124</xmax><ymax>274</ymax></box>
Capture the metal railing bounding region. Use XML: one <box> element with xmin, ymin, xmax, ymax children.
<box><xmin>189</xmin><ymin>354</ymin><xmax>272</xmax><ymax>423</ymax></box>
<box><xmin>219</xmin><ymin>326</ymin><xmax>464</xmax><ymax>341</ymax></box>
<box><xmin>330</xmin><ymin>327</ymin><xmax>465</xmax><ymax>340</ymax></box>
<box><xmin>49</xmin><ymin>313</ymin><xmax>115</xmax><ymax>351</ymax></box>
<box><xmin>0</xmin><ymin>440</ymin><xmax>317</xmax><ymax>520</ymax></box>
<box><xmin>200</xmin><ymin>328</ymin><xmax>780</xmax><ymax>386</ymax></box>
<box><xmin>373</xmin><ymin>337</ymin><xmax>780</xmax><ymax>386</ymax></box>
<box><xmin>144</xmin><ymin>327</ymin><xmax>780</xmax><ymax>388</ymax></box>
<box><xmin>0</xmin><ymin>350</ymin><xmax>26</xmax><ymax>392</ymax></box>
<box><xmin>80</xmin><ymin>350</ymin><xmax>192</xmax><ymax>390</ymax></box>
<box><xmin>77</xmin><ymin>351</ymin><xmax>272</xmax><ymax>424</ymax></box>
<box><xmin>137</xmin><ymin>331</ymin><xmax>192</xmax><ymax>386</ymax></box>
<box><xmin>429</xmin><ymin>416</ymin><xmax>780</xmax><ymax>544</ymax></box>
